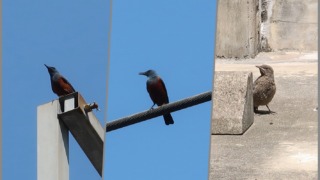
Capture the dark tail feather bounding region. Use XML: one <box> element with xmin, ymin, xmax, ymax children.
<box><xmin>163</xmin><ymin>113</ymin><xmax>174</xmax><ymax>125</ymax></box>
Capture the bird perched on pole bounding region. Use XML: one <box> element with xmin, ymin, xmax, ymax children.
<box><xmin>139</xmin><ymin>69</ymin><xmax>174</xmax><ymax>125</ymax></box>
<box><xmin>253</xmin><ymin>64</ymin><xmax>276</xmax><ymax>113</ymax></box>
<box><xmin>45</xmin><ymin>64</ymin><xmax>76</xmax><ymax>97</ymax></box>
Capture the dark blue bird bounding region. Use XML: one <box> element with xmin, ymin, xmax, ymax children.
<box><xmin>139</xmin><ymin>70</ymin><xmax>174</xmax><ymax>125</ymax></box>
<box><xmin>45</xmin><ymin>64</ymin><xmax>76</xmax><ymax>97</ymax></box>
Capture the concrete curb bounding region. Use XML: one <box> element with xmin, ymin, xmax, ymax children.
<box><xmin>211</xmin><ymin>71</ymin><xmax>254</xmax><ymax>135</ymax></box>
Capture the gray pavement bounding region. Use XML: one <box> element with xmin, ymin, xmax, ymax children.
<box><xmin>209</xmin><ymin>52</ymin><xmax>318</xmax><ymax>180</ymax></box>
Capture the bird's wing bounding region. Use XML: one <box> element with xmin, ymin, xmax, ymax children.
<box><xmin>158</xmin><ymin>77</ymin><xmax>169</xmax><ymax>103</ymax></box>
<box><xmin>60</xmin><ymin>76</ymin><xmax>76</xmax><ymax>93</ymax></box>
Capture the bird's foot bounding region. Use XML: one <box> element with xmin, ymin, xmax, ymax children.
<box><xmin>150</xmin><ymin>104</ymin><xmax>156</xmax><ymax>110</ymax></box>
<box><xmin>268</xmin><ymin>110</ymin><xmax>276</xmax><ymax>114</ymax></box>
<box><xmin>254</xmin><ymin>108</ymin><xmax>276</xmax><ymax>115</ymax></box>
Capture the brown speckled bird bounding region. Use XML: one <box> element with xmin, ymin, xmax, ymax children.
<box><xmin>253</xmin><ymin>64</ymin><xmax>276</xmax><ymax>113</ymax></box>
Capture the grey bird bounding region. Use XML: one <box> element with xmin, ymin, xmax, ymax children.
<box><xmin>139</xmin><ymin>70</ymin><xmax>174</xmax><ymax>125</ymax></box>
<box><xmin>253</xmin><ymin>64</ymin><xmax>276</xmax><ymax>113</ymax></box>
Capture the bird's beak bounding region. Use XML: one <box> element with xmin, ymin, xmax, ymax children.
<box><xmin>256</xmin><ymin>65</ymin><xmax>265</xmax><ymax>75</ymax></box>
<box><xmin>44</xmin><ymin>64</ymin><xmax>49</xmax><ymax>69</ymax></box>
<box><xmin>139</xmin><ymin>72</ymin><xmax>146</xmax><ymax>76</ymax></box>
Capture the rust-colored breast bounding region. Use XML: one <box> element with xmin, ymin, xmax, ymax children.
<box><xmin>147</xmin><ymin>77</ymin><xmax>169</xmax><ymax>106</ymax></box>
<box><xmin>52</xmin><ymin>77</ymin><xmax>75</xmax><ymax>96</ymax></box>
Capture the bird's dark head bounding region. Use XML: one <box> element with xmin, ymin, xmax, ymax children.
<box><xmin>256</xmin><ymin>64</ymin><xmax>274</xmax><ymax>77</ymax></box>
<box><xmin>45</xmin><ymin>64</ymin><xmax>59</xmax><ymax>76</ymax></box>
<box><xmin>139</xmin><ymin>69</ymin><xmax>157</xmax><ymax>78</ymax></box>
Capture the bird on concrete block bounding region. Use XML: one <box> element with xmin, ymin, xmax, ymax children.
<box><xmin>139</xmin><ymin>69</ymin><xmax>174</xmax><ymax>125</ymax></box>
<box><xmin>45</xmin><ymin>64</ymin><xmax>76</xmax><ymax>97</ymax></box>
<box><xmin>253</xmin><ymin>64</ymin><xmax>276</xmax><ymax>113</ymax></box>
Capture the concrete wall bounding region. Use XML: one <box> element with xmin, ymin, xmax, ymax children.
<box><xmin>261</xmin><ymin>0</ymin><xmax>318</xmax><ymax>51</ymax></box>
<box><xmin>215</xmin><ymin>0</ymin><xmax>260</xmax><ymax>59</ymax></box>
<box><xmin>215</xmin><ymin>0</ymin><xmax>317</xmax><ymax>58</ymax></box>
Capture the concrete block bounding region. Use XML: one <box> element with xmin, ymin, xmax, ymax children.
<box><xmin>211</xmin><ymin>71</ymin><xmax>254</xmax><ymax>135</ymax></box>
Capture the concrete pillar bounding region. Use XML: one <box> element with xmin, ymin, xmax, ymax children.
<box><xmin>37</xmin><ymin>100</ymin><xmax>69</xmax><ymax>180</ymax></box>
<box><xmin>215</xmin><ymin>0</ymin><xmax>260</xmax><ymax>58</ymax></box>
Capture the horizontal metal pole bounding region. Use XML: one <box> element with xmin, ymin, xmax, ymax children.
<box><xmin>106</xmin><ymin>91</ymin><xmax>212</xmax><ymax>132</ymax></box>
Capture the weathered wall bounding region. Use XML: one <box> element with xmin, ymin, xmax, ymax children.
<box><xmin>215</xmin><ymin>0</ymin><xmax>260</xmax><ymax>58</ymax></box>
<box><xmin>216</xmin><ymin>0</ymin><xmax>317</xmax><ymax>58</ymax></box>
<box><xmin>261</xmin><ymin>0</ymin><xmax>318</xmax><ymax>51</ymax></box>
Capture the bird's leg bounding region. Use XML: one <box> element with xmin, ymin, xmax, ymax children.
<box><xmin>266</xmin><ymin>105</ymin><xmax>276</xmax><ymax>114</ymax></box>
<box><xmin>150</xmin><ymin>103</ymin><xmax>156</xmax><ymax>109</ymax></box>
<box><xmin>266</xmin><ymin>105</ymin><xmax>271</xmax><ymax>112</ymax></box>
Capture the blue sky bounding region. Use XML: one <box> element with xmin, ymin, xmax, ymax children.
<box><xmin>3</xmin><ymin>0</ymin><xmax>216</xmax><ymax>179</ymax></box>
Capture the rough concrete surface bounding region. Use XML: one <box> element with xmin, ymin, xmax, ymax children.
<box><xmin>215</xmin><ymin>0</ymin><xmax>259</xmax><ymax>58</ymax></box>
<box><xmin>210</xmin><ymin>51</ymin><xmax>317</xmax><ymax>179</ymax></box>
<box><xmin>212</xmin><ymin>71</ymin><xmax>254</xmax><ymax>135</ymax></box>
<box><xmin>267</xmin><ymin>0</ymin><xmax>318</xmax><ymax>51</ymax></box>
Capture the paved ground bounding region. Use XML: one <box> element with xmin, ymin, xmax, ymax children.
<box><xmin>209</xmin><ymin>52</ymin><xmax>318</xmax><ymax>180</ymax></box>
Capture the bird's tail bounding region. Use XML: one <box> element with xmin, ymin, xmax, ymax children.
<box><xmin>163</xmin><ymin>113</ymin><xmax>174</xmax><ymax>125</ymax></box>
